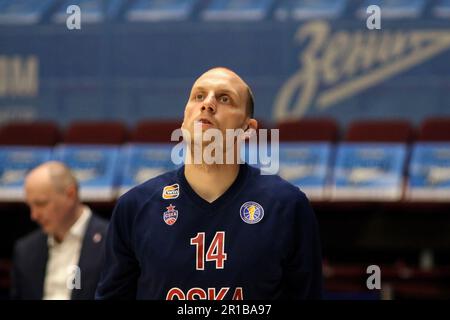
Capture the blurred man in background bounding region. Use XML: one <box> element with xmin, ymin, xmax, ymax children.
<box><xmin>11</xmin><ymin>161</ymin><xmax>108</xmax><ymax>300</ymax></box>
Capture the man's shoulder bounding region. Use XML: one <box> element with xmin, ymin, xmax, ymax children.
<box><xmin>247</xmin><ymin>165</ymin><xmax>308</xmax><ymax>202</ymax></box>
<box><xmin>117</xmin><ymin>168</ymin><xmax>179</xmax><ymax>206</ymax></box>
<box><xmin>246</xmin><ymin>166</ymin><xmax>315</xmax><ymax>225</ymax></box>
<box><xmin>88</xmin><ymin>212</ymin><xmax>109</xmax><ymax>231</ymax></box>
<box><xmin>14</xmin><ymin>229</ymin><xmax>46</xmax><ymax>253</ymax></box>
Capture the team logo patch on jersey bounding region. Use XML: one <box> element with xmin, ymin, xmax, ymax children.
<box><xmin>162</xmin><ymin>184</ymin><xmax>179</xmax><ymax>199</ymax></box>
<box><xmin>163</xmin><ymin>204</ymin><xmax>178</xmax><ymax>226</ymax></box>
<box><xmin>240</xmin><ymin>201</ymin><xmax>264</xmax><ymax>224</ymax></box>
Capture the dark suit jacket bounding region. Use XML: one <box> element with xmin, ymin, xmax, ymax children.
<box><xmin>10</xmin><ymin>213</ymin><xmax>108</xmax><ymax>300</ymax></box>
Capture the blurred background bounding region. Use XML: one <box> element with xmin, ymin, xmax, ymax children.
<box><xmin>1</xmin><ymin>0</ymin><xmax>450</xmax><ymax>300</ymax></box>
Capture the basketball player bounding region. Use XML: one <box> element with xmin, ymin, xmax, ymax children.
<box><xmin>96</xmin><ymin>67</ymin><xmax>322</xmax><ymax>300</ymax></box>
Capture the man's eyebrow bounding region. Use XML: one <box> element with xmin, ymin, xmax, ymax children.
<box><xmin>191</xmin><ymin>86</ymin><xmax>206</xmax><ymax>93</ymax></box>
<box><xmin>32</xmin><ymin>199</ymin><xmax>48</xmax><ymax>206</ymax></box>
<box><xmin>192</xmin><ymin>86</ymin><xmax>239</xmax><ymax>96</ymax></box>
<box><xmin>216</xmin><ymin>89</ymin><xmax>239</xmax><ymax>97</ymax></box>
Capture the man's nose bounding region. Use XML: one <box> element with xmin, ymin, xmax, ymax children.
<box><xmin>201</xmin><ymin>94</ymin><xmax>216</xmax><ymax>113</ymax></box>
<box><xmin>30</xmin><ymin>208</ymin><xmax>40</xmax><ymax>221</ymax></box>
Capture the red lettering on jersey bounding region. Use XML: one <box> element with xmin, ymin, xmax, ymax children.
<box><xmin>187</xmin><ymin>287</ymin><xmax>207</xmax><ymax>300</ymax></box>
<box><xmin>232</xmin><ymin>287</ymin><xmax>244</xmax><ymax>300</ymax></box>
<box><xmin>208</xmin><ymin>287</ymin><xmax>229</xmax><ymax>300</ymax></box>
<box><xmin>167</xmin><ymin>287</ymin><xmax>242</xmax><ymax>300</ymax></box>
<box><xmin>190</xmin><ymin>232</ymin><xmax>205</xmax><ymax>270</ymax></box>
<box><xmin>190</xmin><ymin>231</ymin><xmax>227</xmax><ymax>270</ymax></box>
<box><xmin>206</xmin><ymin>231</ymin><xmax>227</xmax><ymax>269</ymax></box>
<box><xmin>166</xmin><ymin>287</ymin><xmax>185</xmax><ymax>300</ymax></box>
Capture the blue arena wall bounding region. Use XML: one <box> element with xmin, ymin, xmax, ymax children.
<box><xmin>1</xmin><ymin>18</ymin><xmax>450</xmax><ymax>126</ymax></box>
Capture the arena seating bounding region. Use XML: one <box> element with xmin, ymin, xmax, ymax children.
<box><xmin>63</xmin><ymin>121</ymin><xmax>129</xmax><ymax>145</ymax></box>
<box><xmin>131</xmin><ymin>119</ymin><xmax>181</xmax><ymax>143</ymax></box>
<box><xmin>0</xmin><ymin>121</ymin><xmax>60</xmax><ymax>146</ymax></box>
<box><xmin>1</xmin><ymin>118</ymin><xmax>450</xmax><ymax>300</ymax></box>
<box><xmin>277</xmin><ymin>118</ymin><xmax>339</xmax><ymax>142</ymax></box>
<box><xmin>419</xmin><ymin>117</ymin><xmax>450</xmax><ymax>142</ymax></box>
<box><xmin>0</xmin><ymin>118</ymin><xmax>448</xmax><ymax>204</ymax></box>
<box><xmin>0</xmin><ymin>0</ymin><xmax>443</xmax><ymax>25</ymax></box>
<box><xmin>344</xmin><ymin>119</ymin><xmax>415</xmax><ymax>143</ymax></box>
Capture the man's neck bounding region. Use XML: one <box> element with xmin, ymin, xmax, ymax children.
<box><xmin>184</xmin><ymin>163</ymin><xmax>240</xmax><ymax>203</ymax></box>
<box><xmin>53</xmin><ymin>203</ymin><xmax>84</xmax><ymax>243</ymax></box>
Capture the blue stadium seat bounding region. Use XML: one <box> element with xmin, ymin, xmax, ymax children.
<box><xmin>53</xmin><ymin>145</ymin><xmax>121</xmax><ymax>201</ymax></box>
<box><xmin>356</xmin><ymin>0</ymin><xmax>426</xmax><ymax>19</ymax></box>
<box><xmin>126</xmin><ymin>0</ymin><xmax>196</xmax><ymax>22</ymax></box>
<box><xmin>273</xmin><ymin>119</ymin><xmax>339</xmax><ymax>201</ymax></box>
<box><xmin>331</xmin><ymin>120</ymin><xmax>412</xmax><ymax>201</ymax></box>
<box><xmin>434</xmin><ymin>0</ymin><xmax>450</xmax><ymax>18</ymax></box>
<box><xmin>407</xmin><ymin>143</ymin><xmax>450</xmax><ymax>202</ymax></box>
<box><xmin>52</xmin><ymin>0</ymin><xmax>124</xmax><ymax>24</ymax></box>
<box><xmin>406</xmin><ymin>118</ymin><xmax>450</xmax><ymax>202</ymax></box>
<box><xmin>331</xmin><ymin>143</ymin><xmax>407</xmax><ymax>201</ymax></box>
<box><xmin>0</xmin><ymin>146</ymin><xmax>53</xmax><ymax>201</ymax></box>
<box><xmin>118</xmin><ymin>120</ymin><xmax>183</xmax><ymax>195</ymax></box>
<box><xmin>274</xmin><ymin>0</ymin><xmax>347</xmax><ymax>21</ymax></box>
<box><xmin>0</xmin><ymin>0</ymin><xmax>55</xmax><ymax>25</ymax></box>
<box><xmin>119</xmin><ymin>144</ymin><xmax>181</xmax><ymax>196</ymax></box>
<box><xmin>57</xmin><ymin>121</ymin><xmax>127</xmax><ymax>201</ymax></box>
<box><xmin>202</xmin><ymin>0</ymin><xmax>273</xmax><ymax>21</ymax></box>
<box><xmin>277</xmin><ymin>142</ymin><xmax>334</xmax><ymax>201</ymax></box>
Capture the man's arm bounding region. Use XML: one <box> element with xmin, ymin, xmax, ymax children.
<box><xmin>281</xmin><ymin>192</ymin><xmax>323</xmax><ymax>299</ymax></box>
<box><xmin>95</xmin><ymin>199</ymin><xmax>140</xmax><ymax>299</ymax></box>
<box><xmin>10</xmin><ymin>244</ymin><xmax>22</xmax><ymax>300</ymax></box>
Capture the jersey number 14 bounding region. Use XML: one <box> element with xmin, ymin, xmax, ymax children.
<box><xmin>190</xmin><ymin>231</ymin><xmax>227</xmax><ymax>270</ymax></box>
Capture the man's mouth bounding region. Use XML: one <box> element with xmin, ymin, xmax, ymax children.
<box><xmin>195</xmin><ymin>118</ymin><xmax>214</xmax><ymax>126</ymax></box>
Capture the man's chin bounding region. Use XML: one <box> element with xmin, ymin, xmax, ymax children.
<box><xmin>41</xmin><ymin>225</ymin><xmax>53</xmax><ymax>235</ymax></box>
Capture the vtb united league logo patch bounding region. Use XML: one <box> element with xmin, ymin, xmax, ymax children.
<box><xmin>240</xmin><ymin>201</ymin><xmax>264</xmax><ymax>224</ymax></box>
<box><xmin>163</xmin><ymin>204</ymin><xmax>178</xmax><ymax>226</ymax></box>
<box><xmin>162</xmin><ymin>184</ymin><xmax>179</xmax><ymax>199</ymax></box>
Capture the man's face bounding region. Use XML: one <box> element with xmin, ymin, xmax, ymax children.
<box><xmin>182</xmin><ymin>68</ymin><xmax>249</xmax><ymax>137</ymax></box>
<box><xmin>24</xmin><ymin>172</ymin><xmax>72</xmax><ymax>236</ymax></box>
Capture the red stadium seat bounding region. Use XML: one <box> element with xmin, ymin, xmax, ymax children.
<box><xmin>0</xmin><ymin>121</ymin><xmax>60</xmax><ymax>146</ymax></box>
<box><xmin>419</xmin><ymin>117</ymin><xmax>450</xmax><ymax>141</ymax></box>
<box><xmin>252</xmin><ymin>120</ymin><xmax>273</xmax><ymax>143</ymax></box>
<box><xmin>131</xmin><ymin>120</ymin><xmax>182</xmax><ymax>143</ymax></box>
<box><xmin>345</xmin><ymin>120</ymin><xmax>415</xmax><ymax>143</ymax></box>
<box><xmin>64</xmin><ymin>121</ymin><xmax>128</xmax><ymax>144</ymax></box>
<box><xmin>276</xmin><ymin>118</ymin><xmax>339</xmax><ymax>142</ymax></box>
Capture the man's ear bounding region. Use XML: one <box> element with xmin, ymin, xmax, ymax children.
<box><xmin>65</xmin><ymin>184</ymin><xmax>77</xmax><ymax>200</ymax></box>
<box><xmin>242</xmin><ymin>118</ymin><xmax>258</xmax><ymax>141</ymax></box>
<box><xmin>244</xmin><ymin>118</ymin><xmax>258</xmax><ymax>134</ymax></box>
<box><xmin>246</xmin><ymin>118</ymin><xmax>258</xmax><ymax>132</ymax></box>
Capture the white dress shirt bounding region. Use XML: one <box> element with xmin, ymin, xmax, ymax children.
<box><xmin>43</xmin><ymin>206</ymin><xmax>92</xmax><ymax>300</ymax></box>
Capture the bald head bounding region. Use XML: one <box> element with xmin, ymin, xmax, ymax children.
<box><xmin>198</xmin><ymin>67</ymin><xmax>245</xmax><ymax>84</ymax></box>
<box><xmin>25</xmin><ymin>161</ymin><xmax>79</xmax><ymax>196</ymax></box>
<box><xmin>24</xmin><ymin>161</ymin><xmax>81</xmax><ymax>238</ymax></box>
<box><xmin>195</xmin><ymin>67</ymin><xmax>254</xmax><ymax>117</ymax></box>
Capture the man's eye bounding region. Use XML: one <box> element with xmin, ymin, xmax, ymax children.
<box><xmin>35</xmin><ymin>201</ymin><xmax>48</xmax><ymax>207</ymax></box>
<box><xmin>195</xmin><ymin>94</ymin><xmax>204</xmax><ymax>101</ymax></box>
<box><xmin>219</xmin><ymin>95</ymin><xmax>230</xmax><ymax>103</ymax></box>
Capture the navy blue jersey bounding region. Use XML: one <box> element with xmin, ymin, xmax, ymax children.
<box><xmin>96</xmin><ymin>163</ymin><xmax>322</xmax><ymax>300</ymax></box>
